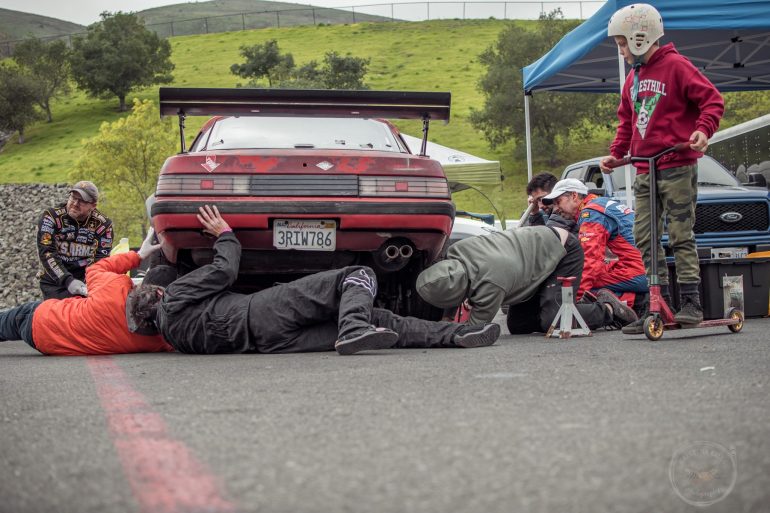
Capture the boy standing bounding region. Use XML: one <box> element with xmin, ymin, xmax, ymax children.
<box><xmin>599</xmin><ymin>3</ymin><xmax>724</xmax><ymax>332</ymax></box>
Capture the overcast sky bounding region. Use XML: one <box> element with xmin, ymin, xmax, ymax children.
<box><xmin>1</xmin><ymin>0</ymin><xmax>527</xmax><ymax>26</ymax></box>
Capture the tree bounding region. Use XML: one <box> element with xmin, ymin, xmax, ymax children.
<box><xmin>470</xmin><ymin>10</ymin><xmax>614</xmax><ymax>165</ymax></box>
<box><xmin>13</xmin><ymin>38</ymin><xmax>71</xmax><ymax>123</ymax></box>
<box><xmin>723</xmin><ymin>90</ymin><xmax>770</xmax><ymax>128</ymax></box>
<box><xmin>232</xmin><ymin>41</ymin><xmax>370</xmax><ymax>90</ymax></box>
<box><xmin>230</xmin><ymin>39</ymin><xmax>295</xmax><ymax>87</ymax></box>
<box><xmin>0</xmin><ymin>64</ymin><xmax>43</xmax><ymax>144</ymax></box>
<box><xmin>69</xmin><ymin>12</ymin><xmax>174</xmax><ymax>112</ymax></box>
<box><xmin>279</xmin><ymin>52</ymin><xmax>370</xmax><ymax>90</ymax></box>
<box><xmin>74</xmin><ymin>99</ymin><xmax>177</xmax><ymax>241</ymax></box>
<box><xmin>319</xmin><ymin>52</ymin><xmax>370</xmax><ymax>89</ymax></box>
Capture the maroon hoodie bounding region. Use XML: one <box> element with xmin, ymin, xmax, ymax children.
<box><xmin>609</xmin><ymin>43</ymin><xmax>724</xmax><ymax>174</ymax></box>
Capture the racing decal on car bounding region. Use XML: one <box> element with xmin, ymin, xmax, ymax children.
<box><xmin>338</xmin><ymin>157</ymin><xmax>374</xmax><ymax>172</ymax></box>
<box><xmin>201</xmin><ymin>153</ymin><xmax>221</xmax><ymax>173</ymax></box>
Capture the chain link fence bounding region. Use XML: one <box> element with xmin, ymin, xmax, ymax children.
<box><xmin>1</xmin><ymin>1</ymin><xmax>604</xmax><ymax>57</ymax></box>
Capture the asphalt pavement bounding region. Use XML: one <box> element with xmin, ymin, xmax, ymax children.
<box><xmin>2</xmin><ymin>314</ymin><xmax>769</xmax><ymax>513</ymax></box>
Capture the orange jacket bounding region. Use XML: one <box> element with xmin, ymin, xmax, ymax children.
<box><xmin>32</xmin><ymin>251</ymin><xmax>174</xmax><ymax>356</ymax></box>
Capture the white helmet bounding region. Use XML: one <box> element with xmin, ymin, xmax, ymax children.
<box><xmin>607</xmin><ymin>3</ymin><xmax>664</xmax><ymax>57</ymax></box>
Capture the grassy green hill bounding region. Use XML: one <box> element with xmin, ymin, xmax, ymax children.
<box><xmin>0</xmin><ymin>18</ymin><xmax>595</xmax><ymax>219</ymax></box>
<box><xmin>0</xmin><ymin>8</ymin><xmax>84</xmax><ymax>43</ymax></box>
<box><xmin>137</xmin><ymin>0</ymin><xmax>392</xmax><ymax>37</ymax></box>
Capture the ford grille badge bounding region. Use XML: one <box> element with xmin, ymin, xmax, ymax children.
<box><xmin>720</xmin><ymin>212</ymin><xmax>743</xmax><ymax>223</ymax></box>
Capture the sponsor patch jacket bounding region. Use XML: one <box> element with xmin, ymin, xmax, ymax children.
<box><xmin>37</xmin><ymin>204</ymin><xmax>113</xmax><ymax>287</ymax></box>
<box><xmin>576</xmin><ymin>194</ymin><xmax>647</xmax><ymax>298</ymax></box>
<box><xmin>32</xmin><ymin>251</ymin><xmax>174</xmax><ymax>356</ymax></box>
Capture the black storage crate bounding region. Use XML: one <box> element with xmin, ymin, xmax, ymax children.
<box><xmin>669</xmin><ymin>258</ymin><xmax>770</xmax><ymax>319</ymax></box>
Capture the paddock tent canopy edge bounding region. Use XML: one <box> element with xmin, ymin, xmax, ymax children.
<box><xmin>523</xmin><ymin>0</ymin><xmax>770</xmax><ymax>94</ymax></box>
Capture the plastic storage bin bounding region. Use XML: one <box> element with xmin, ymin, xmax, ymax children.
<box><xmin>669</xmin><ymin>258</ymin><xmax>770</xmax><ymax>319</ymax></box>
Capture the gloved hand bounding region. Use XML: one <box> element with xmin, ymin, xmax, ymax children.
<box><xmin>67</xmin><ymin>279</ymin><xmax>88</xmax><ymax>297</ymax></box>
<box><xmin>138</xmin><ymin>227</ymin><xmax>162</xmax><ymax>261</ymax></box>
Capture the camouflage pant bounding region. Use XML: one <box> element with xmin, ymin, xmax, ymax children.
<box><xmin>633</xmin><ymin>164</ymin><xmax>700</xmax><ymax>286</ymax></box>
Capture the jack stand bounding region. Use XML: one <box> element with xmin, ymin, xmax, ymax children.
<box><xmin>545</xmin><ymin>276</ymin><xmax>592</xmax><ymax>339</ymax></box>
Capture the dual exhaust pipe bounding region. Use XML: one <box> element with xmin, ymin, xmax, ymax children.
<box><xmin>375</xmin><ymin>240</ymin><xmax>414</xmax><ymax>272</ymax></box>
<box><xmin>383</xmin><ymin>244</ymin><xmax>414</xmax><ymax>262</ymax></box>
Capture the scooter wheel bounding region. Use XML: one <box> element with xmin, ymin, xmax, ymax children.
<box><xmin>727</xmin><ymin>308</ymin><xmax>744</xmax><ymax>333</ymax></box>
<box><xmin>643</xmin><ymin>316</ymin><xmax>664</xmax><ymax>341</ymax></box>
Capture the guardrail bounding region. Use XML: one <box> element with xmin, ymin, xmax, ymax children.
<box><xmin>0</xmin><ymin>1</ymin><xmax>604</xmax><ymax>57</ymax></box>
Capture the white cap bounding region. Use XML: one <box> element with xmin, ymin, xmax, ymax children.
<box><xmin>541</xmin><ymin>178</ymin><xmax>588</xmax><ymax>205</ymax></box>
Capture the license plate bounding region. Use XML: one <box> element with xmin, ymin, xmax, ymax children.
<box><xmin>273</xmin><ymin>219</ymin><xmax>336</xmax><ymax>251</ymax></box>
<box><xmin>710</xmin><ymin>247</ymin><xmax>748</xmax><ymax>259</ymax></box>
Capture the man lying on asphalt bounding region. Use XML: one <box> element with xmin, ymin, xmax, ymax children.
<box><xmin>415</xmin><ymin>220</ymin><xmax>638</xmax><ymax>334</ymax></box>
<box><xmin>127</xmin><ymin>205</ymin><xmax>500</xmax><ymax>355</ymax></box>
<box><xmin>0</xmin><ymin>229</ymin><xmax>173</xmax><ymax>356</ymax></box>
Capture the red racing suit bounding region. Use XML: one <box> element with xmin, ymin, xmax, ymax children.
<box><xmin>576</xmin><ymin>194</ymin><xmax>648</xmax><ymax>299</ymax></box>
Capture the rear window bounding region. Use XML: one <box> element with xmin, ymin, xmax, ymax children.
<box><xmin>195</xmin><ymin>116</ymin><xmax>405</xmax><ymax>152</ymax></box>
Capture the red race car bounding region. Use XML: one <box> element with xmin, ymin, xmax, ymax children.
<box><xmin>151</xmin><ymin>87</ymin><xmax>454</xmax><ymax>319</ymax></box>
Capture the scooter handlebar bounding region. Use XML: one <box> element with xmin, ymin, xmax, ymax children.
<box><xmin>605</xmin><ymin>143</ymin><xmax>691</xmax><ymax>168</ymax></box>
<box><xmin>603</xmin><ymin>156</ymin><xmax>631</xmax><ymax>169</ymax></box>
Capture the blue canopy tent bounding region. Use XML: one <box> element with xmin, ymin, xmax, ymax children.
<box><xmin>521</xmin><ymin>0</ymin><xmax>770</xmax><ymax>179</ymax></box>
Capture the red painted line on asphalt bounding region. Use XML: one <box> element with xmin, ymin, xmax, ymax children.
<box><xmin>87</xmin><ymin>356</ymin><xmax>236</xmax><ymax>513</ymax></box>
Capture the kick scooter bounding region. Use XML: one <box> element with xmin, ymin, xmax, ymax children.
<box><xmin>605</xmin><ymin>144</ymin><xmax>744</xmax><ymax>341</ymax></box>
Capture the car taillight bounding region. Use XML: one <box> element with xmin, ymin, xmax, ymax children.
<box><xmin>358</xmin><ymin>177</ymin><xmax>449</xmax><ymax>198</ymax></box>
<box><xmin>156</xmin><ymin>175</ymin><xmax>251</xmax><ymax>195</ymax></box>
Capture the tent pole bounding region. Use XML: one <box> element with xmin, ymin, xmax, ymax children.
<box><xmin>617</xmin><ymin>52</ymin><xmax>634</xmax><ymax>209</ymax></box>
<box><xmin>524</xmin><ymin>92</ymin><xmax>533</xmax><ymax>182</ymax></box>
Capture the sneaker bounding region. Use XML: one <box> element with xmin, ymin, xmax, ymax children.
<box><xmin>335</xmin><ymin>326</ymin><xmax>399</xmax><ymax>355</ymax></box>
<box><xmin>674</xmin><ymin>294</ymin><xmax>704</xmax><ymax>326</ymax></box>
<box><xmin>452</xmin><ymin>323</ymin><xmax>501</xmax><ymax>348</ymax></box>
<box><xmin>621</xmin><ymin>317</ymin><xmax>645</xmax><ymax>335</ymax></box>
<box><xmin>595</xmin><ymin>289</ymin><xmax>639</xmax><ymax>327</ymax></box>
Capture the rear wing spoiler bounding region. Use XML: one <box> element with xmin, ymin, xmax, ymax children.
<box><xmin>160</xmin><ymin>87</ymin><xmax>451</xmax><ymax>155</ymax></box>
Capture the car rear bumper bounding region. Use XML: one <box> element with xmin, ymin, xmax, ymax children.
<box><xmin>151</xmin><ymin>199</ymin><xmax>455</xmax><ymax>218</ymax></box>
<box><xmin>152</xmin><ymin>198</ymin><xmax>454</xmax><ymax>265</ymax></box>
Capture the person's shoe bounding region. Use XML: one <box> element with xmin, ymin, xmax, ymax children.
<box><xmin>674</xmin><ymin>294</ymin><xmax>704</xmax><ymax>326</ymax></box>
<box><xmin>452</xmin><ymin>323</ymin><xmax>501</xmax><ymax>348</ymax></box>
<box><xmin>335</xmin><ymin>326</ymin><xmax>398</xmax><ymax>355</ymax></box>
<box><xmin>621</xmin><ymin>317</ymin><xmax>645</xmax><ymax>335</ymax></box>
<box><xmin>596</xmin><ymin>288</ymin><xmax>638</xmax><ymax>327</ymax></box>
